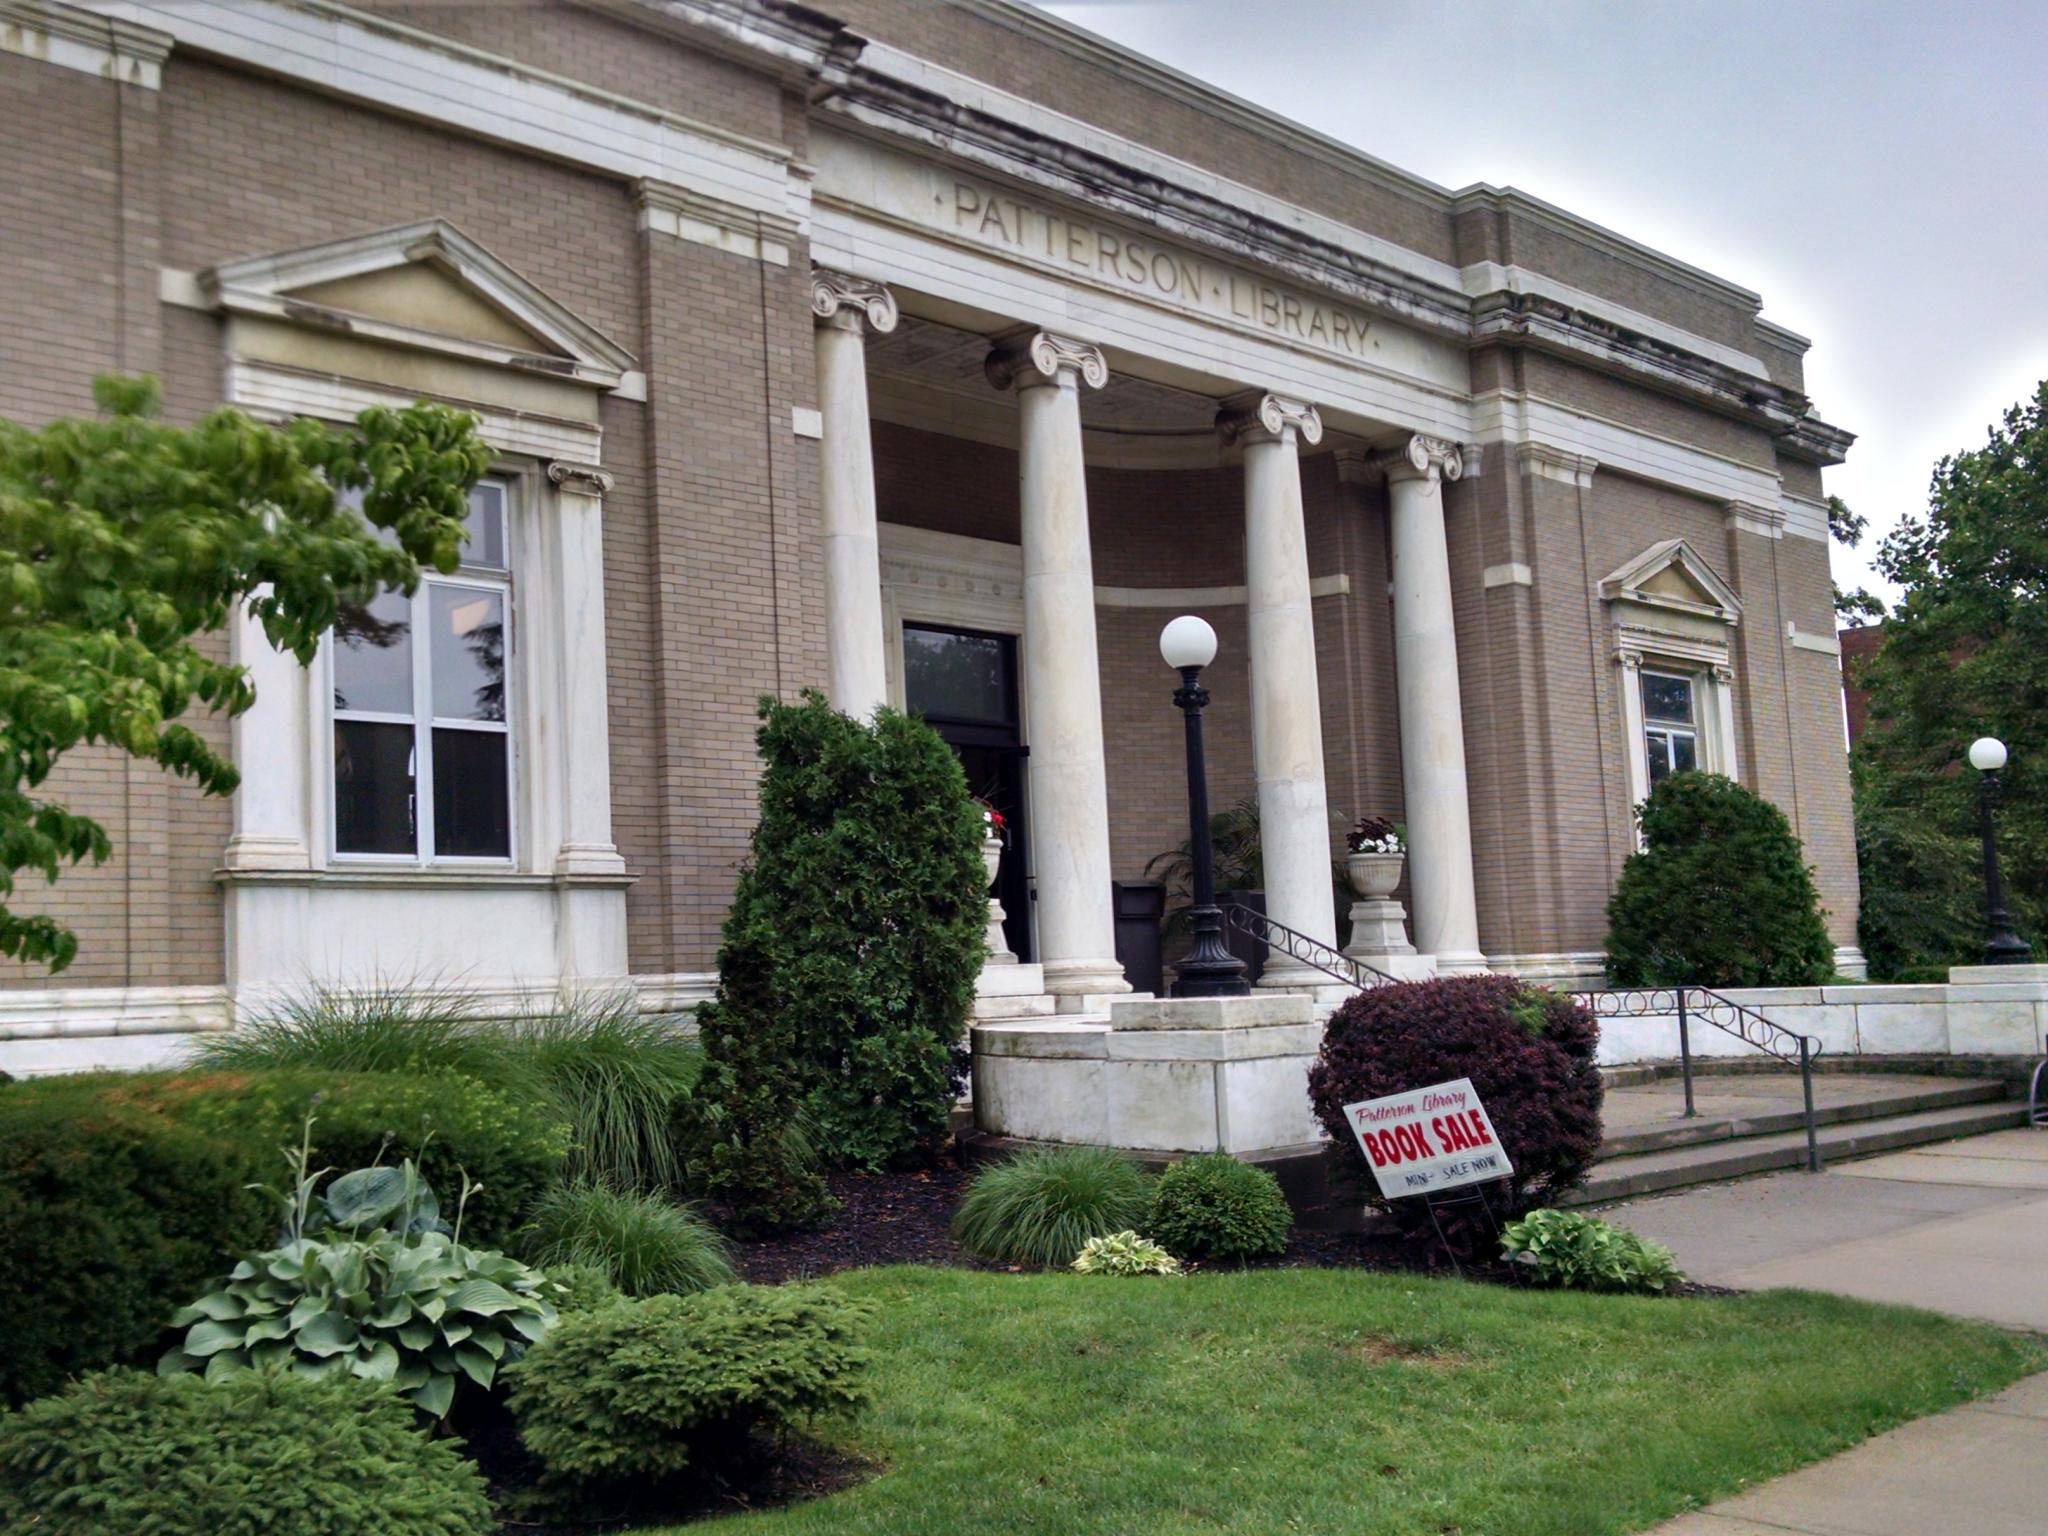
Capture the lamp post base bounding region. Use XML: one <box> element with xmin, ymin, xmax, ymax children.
<box><xmin>1170</xmin><ymin>903</ymin><xmax>1249</xmax><ymax>997</ymax></box>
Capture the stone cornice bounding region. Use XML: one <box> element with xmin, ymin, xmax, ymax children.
<box><xmin>0</xmin><ymin>0</ymin><xmax>173</xmax><ymax>86</ymax></box>
<box><xmin>603</xmin><ymin>0</ymin><xmax>864</xmax><ymax>90</ymax></box>
<box><xmin>985</xmin><ymin>331</ymin><xmax>1108</xmax><ymax>392</ymax></box>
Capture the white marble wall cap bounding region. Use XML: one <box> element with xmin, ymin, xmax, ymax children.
<box><xmin>810</xmin><ymin>269</ymin><xmax>898</xmax><ymax>333</ymax></box>
<box><xmin>1103</xmin><ymin>1023</ymin><xmax>1325</xmax><ymax>1061</ymax></box>
<box><xmin>984</xmin><ymin>329</ymin><xmax>1109</xmax><ymax>391</ymax></box>
<box><xmin>1107</xmin><ymin>993</ymin><xmax>1314</xmax><ymax>1029</ymax></box>
<box><xmin>1215</xmin><ymin>391</ymin><xmax>1323</xmax><ymax>446</ymax></box>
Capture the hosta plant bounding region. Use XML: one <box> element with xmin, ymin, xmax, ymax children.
<box><xmin>1499</xmin><ymin>1208</ymin><xmax>1684</xmax><ymax>1294</ymax></box>
<box><xmin>1071</xmin><ymin>1230</ymin><xmax>1181</xmax><ymax>1276</ymax></box>
<box><xmin>161</xmin><ymin>1124</ymin><xmax>555</xmax><ymax>1419</ymax></box>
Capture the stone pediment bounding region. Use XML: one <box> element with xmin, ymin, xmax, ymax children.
<box><xmin>1600</xmin><ymin>539</ymin><xmax>1740</xmax><ymax>626</ymax></box>
<box><xmin>199</xmin><ymin>220</ymin><xmax>635</xmax><ymax>389</ymax></box>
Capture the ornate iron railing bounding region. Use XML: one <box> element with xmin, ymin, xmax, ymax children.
<box><xmin>1569</xmin><ymin>984</ymin><xmax>1825</xmax><ymax>1172</ymax></box>
<box><xmin>1217</xmin><ymin>903</ymin><xmax>1397</xmax><ymax>991</ymax></box>
<box><xmin>2029</xmin><ymin>1036</ymin><xmax>2048</xmax><ymax>1128</ymax></box>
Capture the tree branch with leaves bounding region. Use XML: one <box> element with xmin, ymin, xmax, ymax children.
<box><xmin>0</xmin><ymin>375</ymin><xmax>490</xmax><ymax>969</ymax></box>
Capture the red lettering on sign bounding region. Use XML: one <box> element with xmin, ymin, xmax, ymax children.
<box><xmin>1466</xmin><ymin>1109</ymin><xmax>1493</xmax><ymax>1146</ymax></box>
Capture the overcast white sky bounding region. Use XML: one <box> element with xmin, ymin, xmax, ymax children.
<box><xmin>1038</xmin><ymin>0</ymin><xmax>2048</xmax><ymax>603</ymax></box>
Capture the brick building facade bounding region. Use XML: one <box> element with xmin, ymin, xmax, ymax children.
<box><xmin>0</xmin><ymin>0</ymin><xmax>1859</xmax><ymax>1067</ymax></box>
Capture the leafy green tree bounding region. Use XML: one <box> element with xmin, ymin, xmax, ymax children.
<box><xmin>1604</xmin><ymin>772</ymin><xmax>1833</xmax><ymax>988</ymax></box>
<box><xmin>0</xmin><ymin>376</ymin><xmax>488</xmax><ymax>969</ymax></box>
<box><xmin>1828</xmin><ymin>495</ymin><xmax>1886</xmax><ymax>623</ymax></box>
<box><xmin>1853</xmin><ymin>379</ymin><xmax>2048</xmax><ymax>969</ymax></box>
<box><xmin>693</xmin><ymin>691</ymin><xmax>986</xmax><ymax>1231</ymax></box>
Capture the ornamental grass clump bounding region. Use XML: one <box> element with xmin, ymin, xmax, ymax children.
<box><xmin>1308</xmin><ymin>976</ymin><xmax>1603</xmax><ymax>1232</ymax></box>
<box><xmin>523</xmin><ymin>1181</ymin><xmax>735</xmax><ymax>1298</ymax></box>
<box><xmin>1147</xmin><ymin>1152</ymin><xmax>1293</xmax><ymax>1263</ymax></box>
<box><xmin>1500</xmin><ymin>1208</ymin><xmax>1684</xmax><ymax>1294</ymax></box>
<box><xmin>951</xmin><ymin>1144</ymin><xmax>1153</xmax><ymax>1268</ymax></box>
<box><xmin>1072</xmin><ymin>1230</ymin><xmax>1181</xmax><ymax>1276</ymax></box>
<box><xmin>0</xmin><ymin>1369</ymin><xmax>495</xmax><ymax>1536</ymax></box>
<box><xmin>506</xmin><ymin>1284</ymin><xmax>871</xmax><ymax>1492</ymax></box>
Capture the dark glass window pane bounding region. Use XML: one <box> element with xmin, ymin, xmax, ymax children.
<box><xmin>1645</xmin><ymin>732</ymin><xmax>1673</xmax><ymax>787</ymax></box>
<box><xmin>1671</xmin><ymin>732</ymin><xmax>1699</xmax><ymax>775</ymax></box>
<box><xmin>463</xmin><ymin>481</ymin><xmax>507</xmax><ymax>571</ymax></box>
<box><xmin>1641</xmin><ymin>672</ymin><xmax>1696</xmax><ymax>724</ymax></box>
<box><xmin>433</xmin><ymin>728</ymin><xmax>510</xmax><ymax>858</ymax></box>
<box><xmin>903</xmin><ymin>627</ymin><xmax>1010</xmax><ymax>723</ymax></box>
<box><xmin>333</xmin><ymin>589</ymin><xmax>413</xmax><ymax>715</ymax></box>
<box><xmin>334</xmin><ymin>720</ymin><xmax>415</xmax><ymax>854</ymax></box>
<box><xmin>430</xmin><ymin>586</ymin><xmax>506</xmax><ymax>722</ymax></box>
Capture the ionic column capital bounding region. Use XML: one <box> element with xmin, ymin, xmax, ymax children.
<box><xmin>1375</xmin><ymin>433</ymin><xmax>1466</xmax><ymax>486</ymax></box>
<box><xmin>985</xmin><ymin>330</ymin><xmax>1108</xmax><ymax>393</ymax></box>
<box><xmin>546</xmin><ymin>461</ymin><xmax>614</xmax><ymax>495</ymax></box>
<box><xmin>1217</xmin><ymin>392</ymin><xmax>1323</xmax><ymax>448</ymax></box>
<box><xmin>810</xmin><ymin>270</ymin><xmax>898</xmax><ymax>335</ymax></box>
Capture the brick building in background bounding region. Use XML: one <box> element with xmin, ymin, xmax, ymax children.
<box><xmin>0</xmin><ymin>0</ymin><xmax>1859</xmax><ymax>1070</ymax></box>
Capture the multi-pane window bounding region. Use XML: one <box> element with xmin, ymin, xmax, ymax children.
<box><xmin>332</xmin><ymin>480</ymin><xmax>513</xmax><ymax>861</ymax></box>
<box><xmin>1640</xmin><ymin>669</ymin><xmax>1699</xmax><ymax>788</ymax></box>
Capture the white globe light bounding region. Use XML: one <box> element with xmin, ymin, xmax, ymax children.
<box><xmin>1968</xmin><ymin>736</ymin><xmax>2009</xmax><ymax>772</ymax></box>
<box><xmin>1159</xmin><ymin>614</ymin><xmax>1218</xmax><ymax>671</ymax></box>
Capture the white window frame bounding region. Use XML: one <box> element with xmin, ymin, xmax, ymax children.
<box><xmin>1617</xmin><ymin>647</ymin><xmax>1740</xmax><ymax>815</ymax></box>
<box><xmin>1638</xmin><ymin>668</ymin><xmax>1702</xmax><ymax>789</ymax></box>
<box><xmin>326</xmin><ymin>474</ymin><xmax>522</xmax><ymax>870</ymax></box>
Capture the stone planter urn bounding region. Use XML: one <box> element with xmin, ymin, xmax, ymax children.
<box><xmin>982</xmin><ymin>833</ymin><xmax>1016</xmax><ymax>965</ymax></box>
<box><xmin>1345</xmin><ymin>849</ymin><xmax>1405</xmax><ymax>900</ymax></box>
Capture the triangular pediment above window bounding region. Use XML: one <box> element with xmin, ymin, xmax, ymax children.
<box><xmin>199</xmin><ymin>220</ymin><xmax>636</xmax><ymax>390</ymax></box>
<box><xmin>1599</xmin><ymin>539</ymin><xmax>1740</xmax><ymax>625</ymax></box>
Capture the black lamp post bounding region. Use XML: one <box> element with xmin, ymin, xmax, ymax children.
<box><xmin>1967</xmin><ymin>736</ymin><xmax>2033</xmax><ymax>966</ymax></box>
<box><xmin>1160</xmin><ymin>615</ymin><xmax>1249</xmax><ymax>997</ymax></box>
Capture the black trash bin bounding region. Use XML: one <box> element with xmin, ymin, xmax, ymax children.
<box><xmin>1112</xmin><ymin>880</ymin><xmax>1166</xmax><ymax>997</ymax></box>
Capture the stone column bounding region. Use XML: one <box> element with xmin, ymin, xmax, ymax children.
<box><xmin>987</xmin><ymin>331</ymin><xmax>1129</xmax><ymax>1005</ymax></box>
<box><xmin>1220</xmin><ymin>393</ymin><xmax>1338</xmax><ymax>989</ymax></box>
<box><xmin>543</xmin><ymin>462</ymin><xmax>629</xmax><ymax>881</ymax></box>
<box><xmin>221</xmin><ymin>593</ymin><xmax>312</xmax><ymax>872</ymax></box>
<box><xmin>810</xmin><ymin>270</ymin><xmax>896</xmax><ymax>718</ymax></box>
<box><xmin>1379</xmin><ymin>435</ymin><xmax>1487</xmax><ymax>973</ymax></box>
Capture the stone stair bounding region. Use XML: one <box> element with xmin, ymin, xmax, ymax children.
<box><xmin>1575</xmin><ymin>1073</ymin><xmax>2028</xmax><ymax>1203</ymax></box>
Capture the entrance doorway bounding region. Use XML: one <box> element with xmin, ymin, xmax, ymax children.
<box><xmin>902</xmin><ymin>623</ymin><xmax>1031</xmax><ymax>962</ymax></box>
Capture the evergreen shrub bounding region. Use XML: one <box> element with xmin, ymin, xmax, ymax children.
<box><xmin>951</xmin><ymin>1144</ymin><xmax>1153</xmax><ymax>1268</ymax></box>
<box><xmin>1605</xmin><ymin>772</ymin><xmax>1834</xmax><ymax>987</ymax></box>
<box><xmin>695</xmin><ymin>692</ymin><xmax>986</xmax><ymax>1229</ymax></box>
<box><xmin>1147</xmin><ymin>1152</ymin><xmax>1292</xmax><ymax>1263</ymax></box>
<box><xmin>506</xmin><ymin>1284</ymin><xmax>871</xmax><ymax>1488</ymax></box>
<box><xmin>1307</xmin><ymin>976</ymin><xmax>1603</xmax><ymax>1227</ymax></box>
<box><xmin>0</xmin><ymin>1369</ymin><xmax>494</xmax><ymax>1536</ymax></box>
<box><xmin>0</xmin><ymin>1068</ymin><xmax>567</xmax><ymax>1403</ymax></box>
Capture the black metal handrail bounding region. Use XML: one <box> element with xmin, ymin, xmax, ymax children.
<box><xmin>1217</xmin><ymin>903</ymin><xmax>1397</xmax><ymax>991</ymax></box>
<box><xmin>2029</xmin><ymin>1034</ymin><xmax>2048</xmax><ymax>1129</ymax></box>
<box><xmin>1571</xmin><ymin>984</ymin><xmax>1825</xmax><ymax>1172</ymax></box>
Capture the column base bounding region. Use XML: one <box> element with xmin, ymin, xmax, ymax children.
<box><xmin>1257</xmin><ymin>958</ymin><xmax>1338</xmax><ymax>992</ymax></box>
<box><xmin>1042</xmin><ymin>958</ymin><xmax>1131</xmax><ymax>1009</ymax></box>
<box><xmin>1429</xmin><ymin>949</ymin><xmax>1492</xmax><ymax>976</ymax></box>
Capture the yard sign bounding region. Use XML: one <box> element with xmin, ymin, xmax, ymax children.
<box><xmin>1341</xmin><ymin>1077</ymin><xmax>1514</xmax><ymax>1200</ymax></box>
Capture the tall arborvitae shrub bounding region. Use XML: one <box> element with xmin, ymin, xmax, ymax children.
<box><xmin>1605</xmin><ymin>772</ymin><xmax>1834</xmax><ymax>988</ymax></box>
<box><xmin>693</xmin><ymin>692</ymin><xmax>986</xmax><ymax>1230</ymax></box>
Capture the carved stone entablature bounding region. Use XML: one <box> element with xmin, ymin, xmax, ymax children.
<box><xmin>984</xmin><ymin>331</ymin><xmax>1109</xmax><ymax>392</ymax></box>
<box><xmin>1216</xmin><ymin>393</ymin><xmax>1323</xmax><ymax>447</ymax></box>
<box><xmin>810</xmin><ymin>270</ymin><xmax>899</xmax><ymax>334</ymax></box>
<box><xmin>1374</xmin><ymin>434</ymin><xmax>1465</xmax><ymax>486</ymax></box>
<box><xmin>546</xmin><ymin>461</ymin><xmax>614</xmax><ymax>495</ymax></box>
<box><xmin>1514</xmin><ymin>442</ymin><xmax>1599</xmax><ymax>488</ymax></box>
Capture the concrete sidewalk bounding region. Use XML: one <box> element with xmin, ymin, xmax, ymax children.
<box><xmin>1648</xmin><ymin>1372</ymin><xmax>2048</xmax><ymax>1536</ymax></box>
<box><xmin>1610</xmin><ymin>1128</ymin><xmax>2048</xmax><ymax>1534</ymax></box>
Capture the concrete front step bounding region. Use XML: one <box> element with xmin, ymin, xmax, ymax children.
<box><xmin>1575</xmin><ymin>1100</ymin><xmax>2032</xmax><ymax>1204</ymax></box>
<box><xmin>1596</xmin><ymin>1079</ymin><xmax>2011</xmax><ymax>1161</ymax></box>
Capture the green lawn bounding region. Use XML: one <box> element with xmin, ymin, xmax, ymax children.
<box><xmin>685</xmin><ymin>1266</ymin><xmax>2043</xmax><ymax>1536</ymax></box>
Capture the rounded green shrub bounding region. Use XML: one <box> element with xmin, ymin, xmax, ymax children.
<box><xmin>0</xmin><ymin>1369</ymin><xmax>494</xmax><ymax>1536</ymax></box>
<box><xmin>951</xmin><ymin>1145</ymin><xmax>1153</xmax><ymax>1268</ymax></box>
<box><xmin>506</xmin><ymin>1285</ymin><xmax>871</xmax><ymax>1488</ymax></box>
<box><xmin>545</xmin><ymin>1262</ymin><xmax>623</xmax><ymax>1315</ymax></box>
<box><xmin>1147</xmin><ymin>1152</ymin><xmax>1292</xmax><ymax>1263</ymax></box>
<box><xmin>0</xmin><ymin>1068</ymin><xmax>568</xmax><ymax>1403</ymax></box>
<box><xmin>1605</xmin><ymin>772</ymin><xmax>1834</xmax><ymax>987</ymax></box>
<box><xmin>523</xmin><ymin>1180</ymin><xmax>735</xmax><ymax>1297</ymax></box>
<box><xmin>0</xmin><ymin>1076</ymin><xmax>267</xmax><ymax>1405</ymax></box>
<box><xmin>695</xmin><ymin>694</ymin><xmax>986</xmax><ymax>1230</ymax></box>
